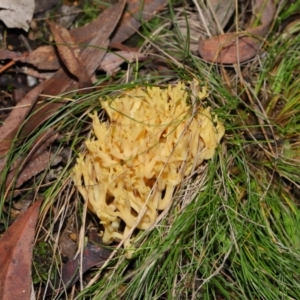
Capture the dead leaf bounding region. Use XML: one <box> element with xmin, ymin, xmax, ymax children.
<box><xmin>46</xmin><ymin>231</ymin><xmax>112</xmax><ymax>295</ymax></box>
<box><xmin>69</xmin><ymin>1</ymin><xmax>125</xmax><ymax>45</ymax></box>
<box><xmin>46</xmin><ymin>230</ymin><xmax>113</xmax><ymax>296</ymax></box>
<box><xmin>198</xmin><ymin>0</ymin><xmax>275</xmax><ymax>64</ymax></box>
<box><xmin>0</xmin><ymin>83</ymin><xmax>45</xmax><ymax>158</ymax></box>
<box><xmin>61</xmin><ymin>240</ymin><xmax>112</xmax><ymax>288</ymax></box>
<box><xmin>48</xmin><ymin>21</ymin><xmax>92</xmax><ymax>89</ymax></box>
<box><xmin>6</xmin><ymin>151</ymin><xmax>62</xmax><ymax>189</ymax></box>
<box><xmin>110</xmin><ymin>0</ymin><xmax>168</xmax><ymax>47</ymax></box>
<box><xmin>0</xmin><ymin>49</ymin><xmax>22</xmax><ymax>60</ymax></box>
<box><xmin>21</xmin><ymin>46</ymin><xmax>60</xmax><ymax>70</ymax></box>
<box><xmin>0</xmin><ymin>199</ymin><xmax>42</xmax><ymax>300</ymax></box>
<box><xmin>19</xmin><ymin>0</ymin><xmax>126</xmax><ymax>138</ymax></box>
<box><xmin>0</xmin><ymin>1</ymin><xmax>126</xmax><ymax>177</ymax></box>
<box><xmin>100</xmin><ymin>51</ymin><xmax>147</xmax><ymax>75</ymax></box>
<box><xmin>0</xmin><ymin>1</ymin><xmax>157</xmax><ymax>75</ymax></box>
<box><xmin>0</xmin><ymin>0</ymin><xmax>35</xmax><ymax>31</ymax></box>
<box><xmin>58</xmin><ymin>216</ymin><xmax>78</xmax><ymax>261</ymax></box>
<box><xmin>19</xmin><ymin>47</ymin><xmax>145</xmax><ymax>76</ymax></box>
<box><xmin>4</xmin><ymin>129</ymin><xmax>61</xmax><ymax>191</ymax></box>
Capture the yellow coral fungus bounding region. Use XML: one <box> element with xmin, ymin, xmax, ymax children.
<box><xmin>72</xmin><ymin>82</ymin><xmax>224</xmax><ymax>251</ymax></box>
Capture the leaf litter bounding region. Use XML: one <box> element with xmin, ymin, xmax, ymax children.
<box><xmin>1</xmin><ymin>0</ymin><xmax>300</xmax><ymax>299</ymax></box>
<box><xmin>0</xmin><ymin>0</ymin><xmax>168</xmax><ymax>298</ymax></box>
<box><xmin>198</xmin><ymin>0</ymin><xmax>275</xmax><ymax>63</ymax></box>
<box><xmin>0</xmin><ymin>0</ymin><xmax>35</xmax><ymax>31</ymax></box>
<box><xmin>0</xmin><ymin>199</ymin><xmax>42</xmax><ymax>300</ymax></box>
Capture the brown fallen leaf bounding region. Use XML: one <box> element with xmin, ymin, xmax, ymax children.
<box><xmin>100</xmin><ymin>51</ymin><xmax>147</xmax><ymax>75</ymax></box>
<box><xmin>6</xmin><ymin>128</ymin><xmax>57</xmax><ymax>171</ymax></box>
<box><xmin>4</xmin><ymin>129</ymin><xmax>62</xmax><ymax>193</ymax></box>
<box><xmin>0</xmin><ymin>49</ymin><xmax>22</xmax><ymax>60</ymax></box>
<box><xmin>47</xmin><ymin>231</ymin><xmax>112</xmax><ymax>296</ymax></box>
<box><xmin>1</xmin><ymin>1</ymin><xmax>163</xmax><ymax>73</ymax></box>
<box><xmin>47</xmin><ymin>21</ymin><xmax>92</xmax><ymax>89</ymax></box>
<box><xmin>0</xmin><ymin>199</ymin><xmax>42</xmax><ymax>300</ymax></box>
<box><xmin>19</xmin><ymin>0</ymin><xmax>126</xmax><ymax>138</ymax></box>
<box><xmin>198</xmin><ymin>0</ymin><xmax>275</xmax><ymax>64</ymax></box>
<box><xmin>110</xmin><ymin>0</ymin><xmax>168</xmax><ymax>47</ymax></box>
<box><xmin>6</xmin><ymin>151</ymin><xmax>62</xmax><ymax>190</ymax></box>
<box><xmin>0</xmin><ymin>1</ymin><xmax>126</xmax><ymax>178</ymax></box>
<box><xmin>58</xmin><ymin>216</ymin><xmax>78</xmax><ymax>262</ymax></box>
<box><xmin>69</xmin><ymin>1</ymin><xmax>126</xmax><ymax>46</ymax></box>
<box><xmin>60</xmin><ymin>241</ymin><xmax>112</xmax><ymax>289</ymax></box>
<box><xmin>0</xmin><ymin>83</ymin><xmax>45</xmax><ymax>158</ymax></box>
<box><xmin>21</xmin><ymin>46</ymin><xmax>60</xmax><ymax>70</ymax></box>
<box><xmin>0</xmin><ymin>0</ymin><xmax>163</xmax><ymax>75</ymax></box>
<box><xmin>20</xmin><ymin>47</ymin><xmax>146</xmax><ymax>76</ymax></box>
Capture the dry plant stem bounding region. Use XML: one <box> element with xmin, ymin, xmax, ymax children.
<box><xmin>242</xmin><ymin>78</ymin><xmax>278</xmax><ymax>159</ymax></box>
<box><xmin>142</xmin><ymin>34</ymin><xmax>188</xmax><ymax>73</ymax></box>
<box><xmin>206</xmin><ymin>0</ymin><xmax>225</xmax><ymax>34</ymax></box>
<box><xmin>192</xmin><ymin>0</ymin><xmax>212</xmax><ymax>37</ymax></box>
<box><xmin>233</xmin><ymin>61</ymin><xmax>278</xmax><ymax>161</ymax></box>
<box><xmin>0</xmin><ymin>60</ymin><xmax>15</xmax><ymax>74</ymax></box>
<box><xmin>179</xmin><ymin>169</ymin><xmax>206</xmax><ymax>210</ymax></box>
<box><xmin>35</xmin><ymin>172</ymin><xmax>75</xmax><ymax>242</ymax></box>
<box><xmin>196</xmin><ymin>245</ymin><xmax>233</xmax><ymax>293</ymax></box>
<box><xmin>78</xmin><ymin>191</ymin><xmax>89</xmax><ymax>291</ymax></box>
<box><xmin>41</xmin><ymin>187</ymin><xmax>74</xmax><ymax>297</ymax></box>
<box><xmin>234</xmin><ymin>0</ymin><xmax>241</xmax><ymax>65</ymax></box>
<box><xmin>219</xmin><ymin>157</ymin><xmax>239</xmax><ymax>253</ymax></box>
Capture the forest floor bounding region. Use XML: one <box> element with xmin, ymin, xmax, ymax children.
<box><xmin>1</xmin><ymin>0</ymin><xmax>300</xmax><ymax>299</ymax></box>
